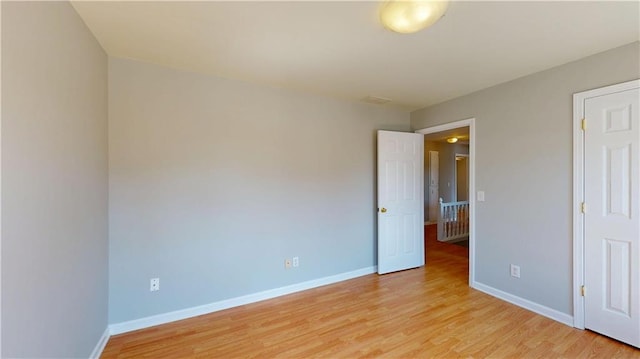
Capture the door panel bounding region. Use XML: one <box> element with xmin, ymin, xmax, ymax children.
<box><xmin>605</xmin><ymin>144</ymin><xmax>631</xmax><ymax>217</ymax></box>
<box><xmin>377</xmin><ymin>131</ymin><xmax>424</xmax><ymax>274</ymax></box>
<box><xmin>604</xmin><ymin>238</ymin><xmax>631</xmax><ymax>316</ymax></box>
<box><xmin>584</xmin><ymin>87</ymin><xmax>639</xmax><ymax>347</ymax></box>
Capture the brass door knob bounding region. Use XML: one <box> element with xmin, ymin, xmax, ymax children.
<box><xmin>380</xmin><ymin>208</ymin><xmax>387</xmax><ymax>213</ymax></box>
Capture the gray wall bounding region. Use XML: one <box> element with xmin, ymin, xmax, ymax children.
<box><xmin>456</xmin><ymin>156</ymin><xmax>469</xmax><ymax>202</ymax></box>
<box><xmin>1</xmin><ymin>2</ymin><xmax>108</xmax><ymax>358</ymax></box>
<box><xmin>108</xmin><ymin>58</ymin><xmax>409</xmax><ymax>323</ymax></box>
<box><xmin>411</xmin><ymin>41</ymin><xmax>640</xmax><ymax>315</ymax></box>
<box><xmin>438</xmin><ymin>142</ymin><xmax>469</xmax><ymax>203</ymax></box>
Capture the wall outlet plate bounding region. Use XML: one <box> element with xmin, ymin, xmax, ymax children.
<box><xmin>292</xmin><ymin>256</ymin><xmax>299</xmax><ymax>267</ymax></box>
<box><xmin>510</xmin><ymin>264</ymin><xmax>520</xmax><ymax>278</ymax></box>
<box><xmin>150</xmin><ymin>278</ymin><xmax>160</xmax><ymax>291</ymax></box>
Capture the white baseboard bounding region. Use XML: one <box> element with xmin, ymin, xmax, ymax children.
<box><xmin>89</xmin><ymin>327</ymin><xmax>110</xmax><ymax>359</ymax></box>
<box><xmin>110</xmin><ymin>266</ymin><xmax>377</xmax><ymax>335</ymax></box>
<box><xmin>471</xmin><ymin>281</ymin><xmax>573</xmax><ymax>327</ymax></box>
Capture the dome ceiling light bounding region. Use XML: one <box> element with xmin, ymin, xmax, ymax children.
<box><xmin>446</xmin><ymin>137</ymin><xmax>458</xmax><ymax>144</ymax></box>
<box><xmin>379</xmin><ymin>0</ymin><xmax>450</xmax><ymax>34</ymax></box>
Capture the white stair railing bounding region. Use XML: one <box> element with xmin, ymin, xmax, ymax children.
<box><xmin>437</xmin><ymin>198</ymin><xmax>470</xmax><ymax>242</ymax></box>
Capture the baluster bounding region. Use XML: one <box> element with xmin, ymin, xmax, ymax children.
<box><xmin>444</xmin><ymin>205</ymin><xmax>448</xmax><ymax>239</ymax></box>
<box><xmin>437</xmin><ymin>198</ymin><xmax>443</xmax><ymax>241</ymax></box>
<box><xmin>460</xmin><ymin>204</ymin><xmax>464</xmax><ymax>236</ymax></box>
<box><xmin>457</xmin><ymin>204</ymin><xmax>460</xmax><ymax>237</ymax></box>
<box><xmin>458</xmin><ymin>204</ymin><xmax>461</xmax><ymax>237</ymax></box>
<box><xmin>454</xmin><ymin>204</ymin><xmax>459</xmax><ymax>237</ymax></box>
<box><xmin>447</xmin><ymin>205</ymin><xmax>451</xmax><ymax>238</ymax></box>
<box><xmin>451</xmin><ymin>204</ymin><xmax>455</xmax><ymax>238</ymax></box>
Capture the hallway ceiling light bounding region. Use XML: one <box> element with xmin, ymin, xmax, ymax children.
<box><xmin>379</xmin><ymin>0</ymin><xmax>449</xmax><ymax>34</ymax></box>
<box><xmin>447</xmin><ymin>137</ymin><xmax>458</xmax><ymax>143</ymax></box>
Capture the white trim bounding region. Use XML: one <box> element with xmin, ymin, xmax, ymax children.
<box><xmin>572</xmin><ymin>86</ymin><xmax>586</xmax><ymax>329</ymax></box>
<box><xmin>0</xmin><ymin>2</ymin><xmax>4</xmax><ymax>354</ymax></box>
<box><xmin>109</xmin><ymin>266</ymin><xmax>377</xmax><ymax>335</ymax></box>
<box><xmin>415</xmin><ymin>118</ymin><xmax>476</xmax><ymax>285</ymax></box>
<box><xmin>472</xmin><ymin>281</ymin><xmax>574</xmax><ymax>327</ymax></box>
<box><xmin>89</xmin><ymin>327</ymin><xmax>110</xmax><ymax>359</ymax></box>
<box><xmin>572</xmin><ymin>79</ymin><xmax>640</xmax><ymax>329</ymax></box>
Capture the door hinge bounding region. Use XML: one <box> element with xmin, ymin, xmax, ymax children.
<box><xmin>581</xmin><ymin>118</ymin><xmax>586</xmax><ymax>131</ymax></box>
<box><xmin>581</xmin><ymin>285</ymin><xmax>586</xmax><ymax>297</ymax></box>
<box><xmin>581</xmin><ymin>202</ymin><xmax>586</xmax><ymax>213</ymax></box>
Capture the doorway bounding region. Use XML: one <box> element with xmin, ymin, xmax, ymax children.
<box><xmin>416</xmin><ymin>118</ymin><xmax>476</xmax><ymax>284</ymax></box>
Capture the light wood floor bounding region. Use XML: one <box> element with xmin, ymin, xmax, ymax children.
<box><xmin>102</xmin><ymin>225</ymin><xmax>639</xmax><ymax>358</ymax></box>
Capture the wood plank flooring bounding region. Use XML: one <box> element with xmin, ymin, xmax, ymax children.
<box><xmin>102</xmin><ymin>225</ymin><xmax>639</xmax><ymax>358</ymax></box>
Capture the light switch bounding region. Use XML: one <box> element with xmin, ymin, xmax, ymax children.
<box><xmin>477</xmin><ymin>191</ymin><xmax>485</xmax><ymax>202</ymax></box>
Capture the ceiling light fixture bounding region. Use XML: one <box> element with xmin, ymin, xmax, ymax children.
<box><xmin>379</xmin><ymin>0</ymin><xmax>449</xmax><ymax>34</ymax></box>
<box><xmin>446</xmin><ymin>137</ymin><xmax>458</xmax><ymax>144</ymax></box>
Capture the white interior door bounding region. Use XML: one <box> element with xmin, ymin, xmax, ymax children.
<box><xmin>377</xmin><ymin>130</ymin><xmax>424</xmax><ymax>274</ymax></box>
<box><xmin>584</xmin><ymin>86</ymin><xmax>639</xmax><ymax>347</ymax></box>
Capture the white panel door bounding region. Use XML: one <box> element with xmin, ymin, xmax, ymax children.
<box><xmin>377</xmin><ymin>130</ymin><xmax>424</xmax><ymax>274</ymax></box>
<box><xmin>584</xmin><ymin>87</ymin><xmax>640</xmax><ymax>347</ymax></box>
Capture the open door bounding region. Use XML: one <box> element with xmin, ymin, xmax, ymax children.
<box><xmin>377</xmin><ymin>130</ymin><xmax>424</xmax><ymax>274</ymax></box>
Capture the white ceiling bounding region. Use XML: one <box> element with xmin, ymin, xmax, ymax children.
<box><xmin>71</xmin><ymin>1</ymin><xmax>639</xmax><ymax>111</ymax></box>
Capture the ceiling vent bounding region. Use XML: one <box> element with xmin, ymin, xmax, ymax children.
<box><xmin>362</xmin><ymin>96</ymin><xmax>392</xmax><ymax>105</ymax></box>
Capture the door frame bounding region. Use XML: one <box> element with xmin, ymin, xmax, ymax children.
<box><xmin>415</xmin><ymin>118</ymin><xmax>476</xmax><ymax>285</ymax></box>
<box><xmin>572</xmin><ymin>79</ymin><xmax>640</xmax><ymax>329</ymax></box>
<box><xmin>0</xmin><ymin>3</ymin><xmax>4</xmax><ymax>353</ymax></box>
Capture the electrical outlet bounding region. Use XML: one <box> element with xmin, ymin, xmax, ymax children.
<box><xmin>150</xmin><ymin>278</ymin><xmax>160</xmax><ymax>291</ymax></box>
<box><xmin>292</xmin><ymin>256</ymin><xmax>299</xmax><ymax>267</ymax></box>
<box><xmin>510</xmin><ymin>264</ymin><xmax>520</xmax><ymax>278</ymax></box>
<box><xmin>285</xmin><ymin>259</ymin><xmax>292</xmax><ymax>269</ymax></box>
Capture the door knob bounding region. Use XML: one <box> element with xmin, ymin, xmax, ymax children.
<box><xmin>380</xmin><ymin>208</ymin><xmax>387</xmax><ymax>213</ymax></box>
